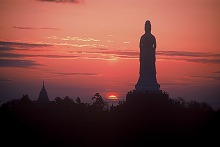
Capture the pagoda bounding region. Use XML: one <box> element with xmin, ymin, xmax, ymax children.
<box><xmin>38</xmin><ymin>81</ymin><xmax>49</xmax><ymax>102</ymax></box>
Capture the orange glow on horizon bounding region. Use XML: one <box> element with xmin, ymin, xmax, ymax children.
<box><xmin>108</xmin><ymin>95</ymin><xmax>118</xmax><ymax>100</ymax></box>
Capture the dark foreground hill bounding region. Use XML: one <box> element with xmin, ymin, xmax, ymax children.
<box><xmin>1</xmin><ymin>93</ymin><xmax>220</xmax><ymax>146</ymax></box>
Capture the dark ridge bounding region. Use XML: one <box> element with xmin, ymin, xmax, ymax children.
<box><xmin>1</xmin><ymin>92</ymin><xmax>219</xmax><ymax>146</ymax></box>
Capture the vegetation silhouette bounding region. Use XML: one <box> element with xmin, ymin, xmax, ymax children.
<box><xmin>1</xmin><ymin>93</ymin><xmax>220</xmax><ymax>146</ymax></box>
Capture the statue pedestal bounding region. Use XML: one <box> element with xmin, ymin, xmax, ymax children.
<box><xmin>135</xmin><ymin>82</ymin><xmax>160</xmax><ymax>91</ymax></box>
<box><xmin>126</xmin><ymin>90</ymin><xmax>169</xmax><ymax>109</ymax></box>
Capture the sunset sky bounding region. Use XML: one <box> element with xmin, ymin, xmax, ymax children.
<box><xmin>0</xmin><ymin>0</ymin><xmax>220</xmax><ymax>108</ymax></box>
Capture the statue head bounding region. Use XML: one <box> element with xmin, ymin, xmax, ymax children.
<box><xmin>145</xmin><ymin>20</ymin><xmax>151</xmax><ymax>33</ymax></box>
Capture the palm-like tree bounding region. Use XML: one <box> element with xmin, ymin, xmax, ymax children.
<box><xmin>92</xmin><ymin>93</ymin><xmax>108</xmax><ymax>111</ymax></box>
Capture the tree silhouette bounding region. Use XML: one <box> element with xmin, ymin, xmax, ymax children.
<box><xmin>55</xmin><ymin>96</ymin><xmax>62</xmax><ymax>104</ymax></box>
<box><xmin>91</xmin><ymin>93</ymin><xmax>108</xmax><ymax>111</ymax></box>
<box><xmin>63</xmin><ymin>96</ymin><xmax>74</xmax><ymax>104</ymax></box>
<box><xmin>20</xmin><ymin>94</ymin><xmax>32</xmax><ymax>104</ymax></box>
<box><xmin>76</xmin><ymin>97</ymin><xmax>81</xmax><ymax>104</ymax></box>
<box><xmin>0</xmin><ymin>92</ymin><xmax>219</xmax><ymax>146</ymax></box>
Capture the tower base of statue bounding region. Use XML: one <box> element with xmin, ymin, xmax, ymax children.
<box><xmin>135</xmin><ymin>82</ymin><xmax>160</xmax><ymax>92</ymax></box>
<box><xmin>126</xmin><ymin>90</ymin><xmax>169</xmax><ymax>111</ymax></box>
<box><xmin>135</xmin><ymin>69</ymin><xmax>160</xmax><ymax>92</ymax></box>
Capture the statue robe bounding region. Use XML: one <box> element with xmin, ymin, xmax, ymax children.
<box><xmin>135</xmin><ymin>32</ymin><xmax>160</xmax><ymax>91</ymax></box>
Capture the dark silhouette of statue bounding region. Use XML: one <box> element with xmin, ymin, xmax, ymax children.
<box><xmin>135</xmin><ymin>20</ymin><xmax>160</xmax><ymax>91</ymax></box>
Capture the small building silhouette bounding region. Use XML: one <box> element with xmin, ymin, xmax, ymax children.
<box><xmin>37</xmin><ymin>81</ymin><xmax>49</xmax><ymax>103</ymax></box>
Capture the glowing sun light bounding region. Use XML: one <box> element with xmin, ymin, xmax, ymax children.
<box><xmin>108</xmin><ymin>95</ymin><xmax>118</xmax><ymax>100</ymax></box>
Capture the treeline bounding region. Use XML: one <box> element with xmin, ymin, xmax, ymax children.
<box><xmin>0</xmin><ymin>93</ymin><xmax>220</xmax><ymax>146</ymax></box>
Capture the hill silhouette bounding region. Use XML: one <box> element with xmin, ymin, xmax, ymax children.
<box><xmin>1</xmin><ymin>93</ymin><xmax>220</xmax><ymax>146</ymax></box>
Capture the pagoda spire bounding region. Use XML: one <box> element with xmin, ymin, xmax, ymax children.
<box><xmin>38</xmin><ymin>81</ymin><xmax>49</xmax><ymax>102</ymax></box>
<box><xmin>43</xmin><ymin>81</ymin><xmax>45</xmax><ymax>89</ymax></box>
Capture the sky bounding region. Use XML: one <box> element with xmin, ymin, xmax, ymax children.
<box><xmin>0</xmin><ymin>0</ymin><xmax>220</xmax><ymax>108</ymax></box>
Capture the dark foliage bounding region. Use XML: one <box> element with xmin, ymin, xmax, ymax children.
<box><xmin>0</xmin><ymin>93</ymin><xmax>219</xmax><ymax>146</ymax></box>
